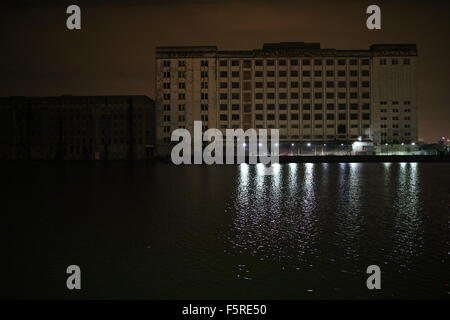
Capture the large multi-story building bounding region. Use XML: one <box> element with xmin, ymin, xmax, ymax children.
<box><xmin>0</xmin><ymin>95</ymin><xmax>155</xmax><ymax>160</ymax></box>
<box><xmin>155</xmin><ymin>42</ymin><xmax>418</xmax><ymax>154</ymax></box>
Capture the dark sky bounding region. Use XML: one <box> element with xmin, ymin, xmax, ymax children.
<box><xmin>1</xmin><ymin>0</ymin><xmax>449</xmax><ymax>142</ymax></box>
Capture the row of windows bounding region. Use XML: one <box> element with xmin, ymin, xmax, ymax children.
<box><xmin>162</xmin><ymin>58</ymin><xmax>410</xmax><ymax>68</ymax></box>
<box><xmin>219</xmin><ymin>103</ymin><xmax>370</xmax><ymax>111</ymax></box>
<box><xmin>380</xmin><ymin>109</ymin><xmax>412</xmax><ymax>113</ymax></box>
<box><xmin>163</xmin><ymin>91</ymin><xmax>372</xmax><ymax>101</ymax></box>
<box><xmin>219</xmin><ymin>71</ymin><xmax>370</xmax><ymax>78</ymax></box>
<box><xmin>163</xmin><ymin>113</ymin><xmax>370</xmax><ymax>122</ymax></box>
<box><xmin>220</xmin><ymin>80</ymin><xmax>370</xmax><ymax>88</ymax></box>
<box><xmin>217</xmin><ymin>113</ymin><xmax>371</xmax><ymax>121</ymax></box>
<box><xmin>380</xmin><ymin>101</ymin><xmax>411</xmax><ymax>105</ymax></box>
<box><xmin>380</xmin><ymin>124</ymin><xmax>412</xmax><ymax>129</ymax></box>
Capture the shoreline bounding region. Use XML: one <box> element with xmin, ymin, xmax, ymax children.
<box><xmin>1</xmin><ymin>154</ymin><xmax>450</xmax><ymax>164</ymax></box>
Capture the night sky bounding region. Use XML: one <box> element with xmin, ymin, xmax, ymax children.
<box><xmin>1</xmin><ymin>0</ymin><xmax>449</xmax><ymax>142</ymax></box>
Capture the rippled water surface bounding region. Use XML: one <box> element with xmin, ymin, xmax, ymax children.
<box><xmin>2</xmin><ymin>162</ymin><xmax>449</xmax><ymax>299</ymax></box>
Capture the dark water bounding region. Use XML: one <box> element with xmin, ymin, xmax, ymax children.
<box><xmin>1</xmin><ymin>162</ymin><xmax>449</xmax><ymax>299</ymax></box>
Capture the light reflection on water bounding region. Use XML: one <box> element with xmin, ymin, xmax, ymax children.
<box><xmin>226</xmin><ymin>162</ymin><xmax>446</xmax><ymax>298</ymax></box>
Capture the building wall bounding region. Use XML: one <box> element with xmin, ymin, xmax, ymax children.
<box><xmin>0</xmin><ymin>95</ymin><xmax>155</xmax><ymax>160</ymax></box>
<box><xmin>155</xmin><ymin>43</ymin><xmax>418</xmax><ymax>154</ymax></box>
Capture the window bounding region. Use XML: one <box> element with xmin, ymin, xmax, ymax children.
<box><xmin>338</xmin><ymin>113</ymin><xmax>346</xmax><ymax>120</ymax></box>
<box><xmin>303</xmin><ymin>70</ymin><xmax>311</xmax><ymax>77</ymax></box>
<box><xmin>350</xmin><ymin>114</ymin><xmax>359</xmax><ymax>120</ymax></box>
<box><xmin>338</xmin><ymin>59</ymin><xmax>346</xmax><ymax>65</ymax></box>
<box><xmin>219</xmin><ymin>60</ymin><xmax>227</xmax><ymax>67</ymax></box>
<box><xmin>314</xmin><ymin>114</ymin><xmax>323</xmax><ymax>120</ymax></box>
<box><xmin>290</xmin><ymin>59</ymin><xmax>299</xmax><ymax>66</ymax></box>
<box><xmin>231</xmin><ymin>114</ymin><xmax>239</xmax><ymax>121</ymax></box>
<box><xmin>201</xmin><ymin>93</ymin><xmax>208</xmax><ymax>100</ymax></box>
<box><xmin>201</xmin><ymin>71</ymin><xmax>208</xmax><ymax>78</ymax></box>
<box><xmin>326</xmin><ymin>59</ymin><xmax>334</xmax><ymax>66</ymax></box>
<box><xmin>404</xmin><ymin>58</ymin><xmax>410</xmax><ymax>65</ymax></box>
<box><xmin>231</xmin><ymin>71</ymin><xmax>240</xmax><ymax>77</ymax></box>
<box><xmin>220</xmin><ymin>114</ymin><xmax>228</xmax><ymax>121</ymax></box>
<box><xmin>326</xmin><ymin>70</ymin><xmax>334</xmax><ymax>77</ymax></box>
<box><xmin>163</xmin><ymin>60</ymin><xmax>170</xmax><ymax>67</ymax></box>
<box><xmin>231</xmin><ymin>104</ymin><xmax>239</xmax><ymax>110</ymax></box>
<box><xmin>291</xmin><ymin>104</ymin><xmax>299</xmax><ymax>110</ymax></box>
<box><xmin>326</xmin><ymin>114</ymin><xmax>334</xmax><ymax>120</ymax></box>
<box><xmin>178</xmin><ymin>104</ymin><xmax>185</xmax><ymax>111</ymax></box>
<box><xmin>266</xmin><ymin>60</ymin><xmax>275</xmax><ymax>66</ymax></box>
<box><xmin>303</xmin><ymin>114</ymin><xmax>311</xmax><ymax>120</ymax></box>
<box><xmin>163</xmin><ymin>72</ymin><xmax>170</xmax><ymax>78</ymax></box>
<box><xmin>201</xmin><ymin>82</ymin><xmax>207</xmax><ymax>89</ymax></box>
<box><xmin>178</xmin><ymin>93</ymin><xmax>185</xmax><ymax>100</ymax></box>
<box><xmin>278</xmin><ymin>70</ymin><xmax>287</xmax><ymax>77</ymax></box>
<box><xmin>279</xmin><ymin>114</ymin><xmax>287</xmax><ymax>120</ymax></box>
<box><xmin>291</xmin><ymin>81</ymin><xmax>299</xmax><ymax>88</ymax></box>
<box><xmin>163</xmin><ymin>104</ymin><xmax>170</xmax><ymax>111</ymax></box>
<box><xmin>201</xmin><ymin>60</ymin><xmax>208</xmax><ymax>67</ymax></box>
<box><xmin>231</xmin><ymin>93</ymin><xmax>240</xmax><ymax>100</ymax></box>
<box><xmin>220</xmin><ymin>82</ymin><xmax>227</xmax><ymax>89</ymax></box>
<box><xmin>255</xmin><ymin>60</ymin><xmax>263</xmax><ymax>66</ymax></box>
<box><xmin>361</xmin><ymin>59</ymin><xmax>370</xmax><ymax>65</ymax></box>
<box><xmin>231</xmin><ymin>82</ymin><xmax>239</xmax><ymax>88</ymax></box>
<box><xmin>255</xmin><ymin>71</ymin><xmax>263</xmax><ymax>77</ymax></box>
<box><xmin>314</xmin><ymin>59</ymin><xmax>322</xmax><ymax>66</ymax></box>
<box><xmin>220</xmin><ymin>104</ymin><xmax>228</xmax><ymax>111</ymax></box>
<box><xmin>278</xmin><ymin>59</ymin><xmax>286</xmax><ymax>66</ymax></box>
<box><xmin>255</xmin><ymin>104</ymin><xmax>263</xmax><ymax>110</ymax></box>
<box><xmin>302</xmin><ymin>59</ymin><xmax>310</xmax><ymax>66</ymax></box>
<box><xmin>380</xmin><ymin>59</ymin><xmax>387</xmax><ymax>65</ymax></box>
<box><xmin>267</xmin><ymin>114</ymin><xmax>275</xmax><ymax>120</ymax></box>
<box><xmin>338</xmin><ymin>70</ymin><xmax>346</xmax><ymax>77</ymax></box>
<box><xmin>201</xmin><ymin>104</ymin><xmax>208</xmax><ymax>111</ymax></box>
<box><xmin>267</xmin><ymin>71</ymin><xmax>275</xmax><ymax>77</ymax></box>
<box><xmin>314</xmin><ymin>104</ymin><xmax>323</xmax><ymax>110</ymax></box>
<box><xmin>291</xmin><ymin>70</ymin><xmax>299</xmax><ymax>77</ymax></box>
<box><xmin>350</xmin><ymin>59</ymin><xmax>357</xmax><ymax>65</ymax></box>
<box><xmin>220</xmin><ymin>71</ymin><xmax>228</xmax><ymax>78</ymax></box>
<box><xmin>163</xmin><ymin>93</ymin><xmax>171</xmax><ymax>100</ymax></box>
<box><xmin>231</xmin><ymin>60</ymin><xmax>239</xmax><ymax>66</ymax></box>
<box><xmin>291</xmin><ymin>114</ymin><xmax>299</xmax><ymax>120</ymax></box>
<box><xmin>302</xmin><ymin>81</ymin><xmax>311</xmax><ymax>88</ymax></box>
<box><xmin>314</xmin><ymin>70</ymin><xmax>322</xmax><ymax>77</ymax></box>
<box><xmin>163</xmin><ymin>83</ymin><xmax>170</xmax><ymax>89</ymax></box>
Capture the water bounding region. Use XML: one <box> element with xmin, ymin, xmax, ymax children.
<box><xmin>1</xmin><ymin>162</ymin><xmax>449</xmax><ymax>299</ymax></box>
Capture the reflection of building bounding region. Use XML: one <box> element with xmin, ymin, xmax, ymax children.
<box><xmin>0</xmin><ymin>95</ymin><xmax>155</xmax><ymax>160</ymax></box>
<box><xmin>155</xmin><ymin>42</ymin><xmax>418</xmax><ymax>154</ymax></box>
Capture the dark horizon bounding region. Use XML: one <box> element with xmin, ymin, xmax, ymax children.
<box><xmin>1</xmin><ymin>0</ymin><xmax>450</xmax><ymax>142</ymax></box>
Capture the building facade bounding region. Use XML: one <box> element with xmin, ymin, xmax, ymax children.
<box><xmin>155</xmin><ymin>42</ymin><xmax>418</xmax><ymax>154</ymax></box>
<box><xmin>0</xmin><ymin>95</ymin><xmax>155</xmax><ymax>160</ymax></box>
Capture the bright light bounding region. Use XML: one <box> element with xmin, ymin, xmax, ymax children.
<box><xmin>340</xmin><ymin>143</ymin><xmax>344</xmax><ymax>146</ymax></box>
<box><xmin>411</xmin><ymin>142</ymin><xmax>416</xmax><ymax>146</ymax></box>
<box><xmin>243</xmin><ymin>143</ymin><xmax>247</xmax><ymax>147</ymax></box>
<box><xmin>275</xmin><ymin>143</ymin><xmax>279</xmax><ymax>146</ymax></box>
<box><xmin>258</xmin><ymin>143</ymin><xmax>262</xmax><ymax>147</ymax></box>
<box><xmin>323</xmin><ymin>144</ymin><xmax>326</xmax><ymax>146</ymax></box>
<box><xmin>385</xmin><ymin>143</ymin><xmax>388</xmax><ymax>146</ymax></box>
<box><xmin>307</xmin><ymin>143</ymin><xmax>311</xmax><ymax>147</ymax></box>
<box><xmin>291</xmin><ymin>143</ymin><xmax>294</xmax><ymax>146</ymax></box>
<box><xmin>401</xmin><ymin>143</ymin><xmax>404</xmax><ymax>146</ymax></box>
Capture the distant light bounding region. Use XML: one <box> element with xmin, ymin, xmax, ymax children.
<box><xmin>307</xmin><ymin>143</ymin><xmax>311</xmax><ymax>147</ymax></box>
<box><xmin>243</xmin><ymin>143</ymin><xmax>247</xmax><ymax>147</ymax></box>
<box><xmin>323</xmin><ymin>144</ymin><xmax>327</xmax><ymax>146</ymax></box>
<box><xmin>275</xmin><ymin>143</ymin><xmax>279</xmax><ymax>146</ymax></box>
<box><xmin>340</xmin><ymin>143</ymin><xmax>344</xmax><ymax>146</ymax></box>
<box><xmin>291</xmin><ymin>143</ymin><xmax>294</xmax><ymax>146</ymax></box>
<box><xmin>258</xmin><ymin>143</ymin><xmax>262</xmax><ymax>147</ymax></box>
<box><xmin>401</xmin><ymin>143</ymin><xmax>404</xmax><ymax>146</ymax></box>
<box><xmin>411</xmin><ymin>142</ymin><xmax>416</xmax><ymax>146</ymax></box>
<box><xmin>385</xmin><ymin>143</ymin><xmax>388</xmax><ymax>146</ymax></box>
